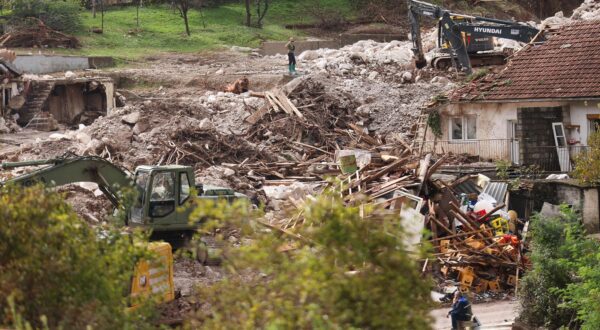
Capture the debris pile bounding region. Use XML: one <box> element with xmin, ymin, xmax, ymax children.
<box><xmin>424</xmin><ymin>174</ymin><xmax>527</xmax><ymax>298</ymax></box>
<box><xmin>0</xmin><ymin>18</ymin><xmax>80</xmax><ymax>49</ymax></box>
<box><xmin>542</xmin><ymin>0</ymin><xmax>600</xmax><ymax>26</ymax></box>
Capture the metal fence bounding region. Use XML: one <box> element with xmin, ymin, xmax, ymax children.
<box><xmin>415</xmin><ymin>139</ymin><xmax>515</xmax><ymax>162</ymax></box>
<box><xmin>415</xmin><ymin>139</ymin><xmax>589</xmax><ymax>172</ymax></box>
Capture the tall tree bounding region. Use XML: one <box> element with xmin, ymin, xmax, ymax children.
<box><xmin>174</xmin><ymin>0</ymin><xmax>191</xmax><ymax>36</ymax></box>
<box><xmin>244</xmin><ymin>0</ymin><xmax>270</xmax><ymax>28</ymax></box>
<box><xmin>244</xmin><ymin>0</ymin><xmax>251</xmax><ymax>27</ymax></box>
<box><xmin>255</xmin><ymin>0</ymin><xmax>269</xmax><ymax>28</ymax></box>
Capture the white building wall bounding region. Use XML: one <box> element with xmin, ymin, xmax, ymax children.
<box><xmin>569</xmin><ymin>101</ymin><xmax>600</xmax><ymax>145</ymax></box>
<box><xmin>423</xmin><ymin>101</ymin><xmax>566</xmax><ymax>161</ymax></box>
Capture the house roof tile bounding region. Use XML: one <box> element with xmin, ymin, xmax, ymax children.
<box><xmin>449</xmin><ymin>20</ymin><xmax>600</xmax><ymax>102</ymax></box>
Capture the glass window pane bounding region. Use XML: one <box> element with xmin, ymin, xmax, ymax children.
<box><xmin>554</xmin><ymin>124</ymin><xmax>564</xmax><ymax>137</ymax></box>
<box><xmin>466</xmin><ymin>116</ymin><xmax>477</xmax><ymax>140</ymax></box>
<box><xmin>451</xmin><ymin>118</ymin><xmax>463</xmax><ymax>140</ymax></box>
<box><xmin>557</xmin><ymin>137</ymin><xmax>567</xmax><ymax>147</ymax></box>
<box><xmin>151</xmin><ymin>172</ymin><xmax>176</xmax><ymax>202</ymax></box>
<box><xmin>131</xmin><ymin>171</ymin><xmax>149</xmax><ymax>223</ymax></box>
<box><xmin>180</xmin><ymin>173</ymin><xmax>190</xmax><ymax>204</ymax></box>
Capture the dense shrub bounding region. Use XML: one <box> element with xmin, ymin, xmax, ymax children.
<box><xmin>0</xmin><ymin>184</ymin><xmax>150</xmax><ymax>329</ymax></box>
<box><xmin>188</xmin><ymin>193</ymin><xmax>434</xmax><ymax>329</ymax></box>
<box><xmin>519</xmin><ymin>207</ymin><xmax>600</xmax><ymax>329</ymax></box>
<box><xmin>573</xmin><ymin>129</ymin><xmax>600</xmax><ymax>185</ymax></box>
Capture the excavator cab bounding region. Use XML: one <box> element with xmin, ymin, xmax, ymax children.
<box><xmin>1</xmin><ymin>156</ymin><xmax>245</xmax><ymax>234</ymax></box>
<box><xmin>129</xmin><ymin>165</ymin><xmax>196</xmax><ymax>231</ymax></box>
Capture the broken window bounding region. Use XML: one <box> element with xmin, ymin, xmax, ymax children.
<box><xmin>450</xmin><ymin>116</ymin><xmax>477</xmax><ymax>141</ymax></box>
<box><xmin>589</xmin><ymin>119</ymin><xmax>600</xmax><ymax>135</ymax></box>
<box><xmin>451</xmin><ymin>117</ymin><xmax>463</xmax><ymax>140</ymax></box>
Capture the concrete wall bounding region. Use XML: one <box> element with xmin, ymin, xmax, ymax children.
<box><xmin>511</xmin><ymin>180</ymin><xmax>600</xmax><ymax>233</ymax></box>
<box><xmin>46</xmin><ymin>81</ymin><xmax>114</xmax><ymax>124</ymax></box>
<box><xmin>48</xmin><ymin>84</ymin><xmax>85</xmax><ymax>123</ymax></box>
<box><xmin>13</xmin><ymin>55</ymin><xmax>114</xmax><ymax>74</ymax></box>
<box><xmin>569</xmin><ymin>101</ymin><xmax>600</xmax><ymax>145</ymax></box>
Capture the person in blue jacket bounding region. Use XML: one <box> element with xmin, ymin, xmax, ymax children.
<box><xmin>447</xmin><ymin>291</ymin><xmax>473</xmax><ymax>330</ymax></box>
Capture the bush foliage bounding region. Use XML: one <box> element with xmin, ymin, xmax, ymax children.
<box><xmin>10</xmin><ymin>0</ymin><xmax>83</xmax><ymax>33</ymax></box>
<box><xmin>574</xmin><ymin>129</ymin><xmax>600</xmax><ymax>185</ymax></box>
<box><xmin>519</xmin><ymin>206</ymin><xmax>600</xmax><ymax>329</ymax></box>
<box><xmin>188</xmin><ymin>192</ymin><xmax>434</xmax><ymax>329</ymax></box>
<box><xmin>0</xmin><ymin>184</ymin><xmax>150</xmax><ymax>329</ymax></box>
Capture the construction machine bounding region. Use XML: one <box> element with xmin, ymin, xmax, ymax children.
<box><xmin>0</xmin><ymin>154</ymin><xmax>246</xmax><ymax>236</ymax></box>
<box><xmin>407</xmin><ymin>0</ymin><xmax>544</xmax><ymax>74</ymax></box>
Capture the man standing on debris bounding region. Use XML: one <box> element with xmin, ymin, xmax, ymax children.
<box><xmin>447</xmin><ymin>291</ymin><xmax>473</xmax><ymax>330</ymax></box>
<box><xmin>285</xmin><ymin>37</ymin><xmax>297</xmax><ymax>75</ymax></box>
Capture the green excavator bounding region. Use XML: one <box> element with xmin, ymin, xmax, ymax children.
<box><xmin>0</xmin><ymin>154</ymin><xmax>246</xmax><ymax>237</ymax></box>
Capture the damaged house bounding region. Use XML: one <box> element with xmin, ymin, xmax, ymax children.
<box><xmin>17</xmin><ymin>77</ymin><xmax>115</xmax><ymax>130</ymax></box>
<box><xmin>0</xmin><ymin>59</ymin><xmax>22</xmax><ymax>118</ymax></box>
<box><xmin>5</xmin><ymin>75</ymin><xmax>115</xmax><ymax>131</ymax></box>
<box><xmin>423</xmin><ymin>20</ymin><xmax>600</xmax><ymax>172</ymax></box>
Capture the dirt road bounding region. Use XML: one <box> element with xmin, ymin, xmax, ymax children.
<box><xmin>431</xmin><ymin>300</ymin><xmax>518</xmax><ymax>330</ymax></box>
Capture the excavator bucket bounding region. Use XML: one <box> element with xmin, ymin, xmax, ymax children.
<box><xmin>415</xmin><ymin>55</ymin><xmax>427</xmax><ymax>69</ymax></box>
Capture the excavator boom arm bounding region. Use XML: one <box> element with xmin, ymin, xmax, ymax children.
<box><xmin>1</xmin><ymin>156</ymin><xmax>133</xmax><ymax>207</ymax></box>
<box><xmin>407</xmin><ymin>0</ymin><xmax>543</xmax><ymax>74</ymax></box>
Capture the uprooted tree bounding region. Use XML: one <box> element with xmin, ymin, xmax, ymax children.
<box><xmin>186</xmin><ymin>192</ymin><xmax>434</xmax><ymax>329</ymax></box>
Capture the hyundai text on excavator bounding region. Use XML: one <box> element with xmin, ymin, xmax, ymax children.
<box><xmin>407</xmin><ymin>0</ymin><xmax>544</xmax><ymax>74</ymax></box>
<box><xmin>0</xmin><ymin>155</ymin><xmax>246</xmax><ymax>237</ymax></box>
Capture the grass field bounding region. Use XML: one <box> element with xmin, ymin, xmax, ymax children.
<box><xmin>70</xmin><ymin>1</ymin><xmax>355</xmax><ymax>59</ymax></box>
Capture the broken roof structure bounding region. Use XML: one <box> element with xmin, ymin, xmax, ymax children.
<box><xmin>449</xmin><ymin>20</ymin><xmax>600</xmax><ymax>102</ymax></box>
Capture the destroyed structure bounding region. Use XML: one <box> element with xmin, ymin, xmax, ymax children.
<box><xmin>423</xmin><ymin>20</ymin><xmax>600</xmax><ymax>173</ymax></box>
<box><xmin>1</xmin><ymin>1</ymin><xmax>600</xmax><ymax>319</ymax></box>
<box><xmin>0</xmin><ymin>68</ymin><xmax>115</xmax><ymax>131</ymax></box>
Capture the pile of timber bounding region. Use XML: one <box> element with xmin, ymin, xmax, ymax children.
<box><xmin>0</xmin><ymin>19</ymin><xmax>80</xmax><ymax>49</ymax></box>
<box><xmin>425</xmin><ymin>178</ymin><xmax>528</xmax><ymax>296</ymax></box>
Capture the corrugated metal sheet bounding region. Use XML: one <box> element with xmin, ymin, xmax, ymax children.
<box><xmin>453</xmin><ymin>179</ymin><xmax>481</xmax><ymax>195</ymax></box>
<box><xmin>483</xmin><ymin>182</ymin><xmax>508</xmax><ymax>204</ymax></box>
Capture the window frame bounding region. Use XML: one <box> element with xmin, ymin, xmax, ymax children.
<box><xmin>449</xmin><ymin>115</ymin><xmax>477</xmax><ymax>142</ymax></box>
<box><xmin>179</xmin><ymin>172</ymin><xmax>191</xmax><ymax>205</ymax></box>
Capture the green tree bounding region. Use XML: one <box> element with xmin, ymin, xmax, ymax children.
<box><xmin>10</xmin><ymin>0</ymin><xmax>83</xmax><ymax>33</ymax></box>
<box><xmin>187</xmin><ymin>192</ymin><xmax>434</xmax><ymax>329</ymax></box>
<box><xmin>174</xmin><ymin>0</ymin><xmax>191</xmax><ymax>36</ymax></box>
<box><xmin>0</xmin><ymin>184</ymin><xmax>151</xmax><ymax>329</ymax></box>
<box><xmin>244</xmin><ymin>0</ymin><xmax>270</xmax><ymax>28</ymax></box>
<box><xmin>518</xmin><ymin>206</ymin><xmax>600</xmax><ymax>329</ymax></box>
<box><xmin>573</xmin><ymin>130</ymin><xmax>600</xmax><ymax>185</ymax></box>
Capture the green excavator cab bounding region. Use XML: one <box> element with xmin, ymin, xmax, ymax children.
<box><xmin>1</xmin><ymin>156</ymin><xmax>246</xmax><ymax>234</ymax></box>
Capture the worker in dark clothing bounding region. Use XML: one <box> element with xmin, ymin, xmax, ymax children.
<box><xmin>447</xmin><ymin>291</ymin><xmax>473</xmax><ymax>330</ymax></box>
<box><xmin>285</xmin><ymin>37</ymin><xmax>296</xmax><ymax>75</ymax></box>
